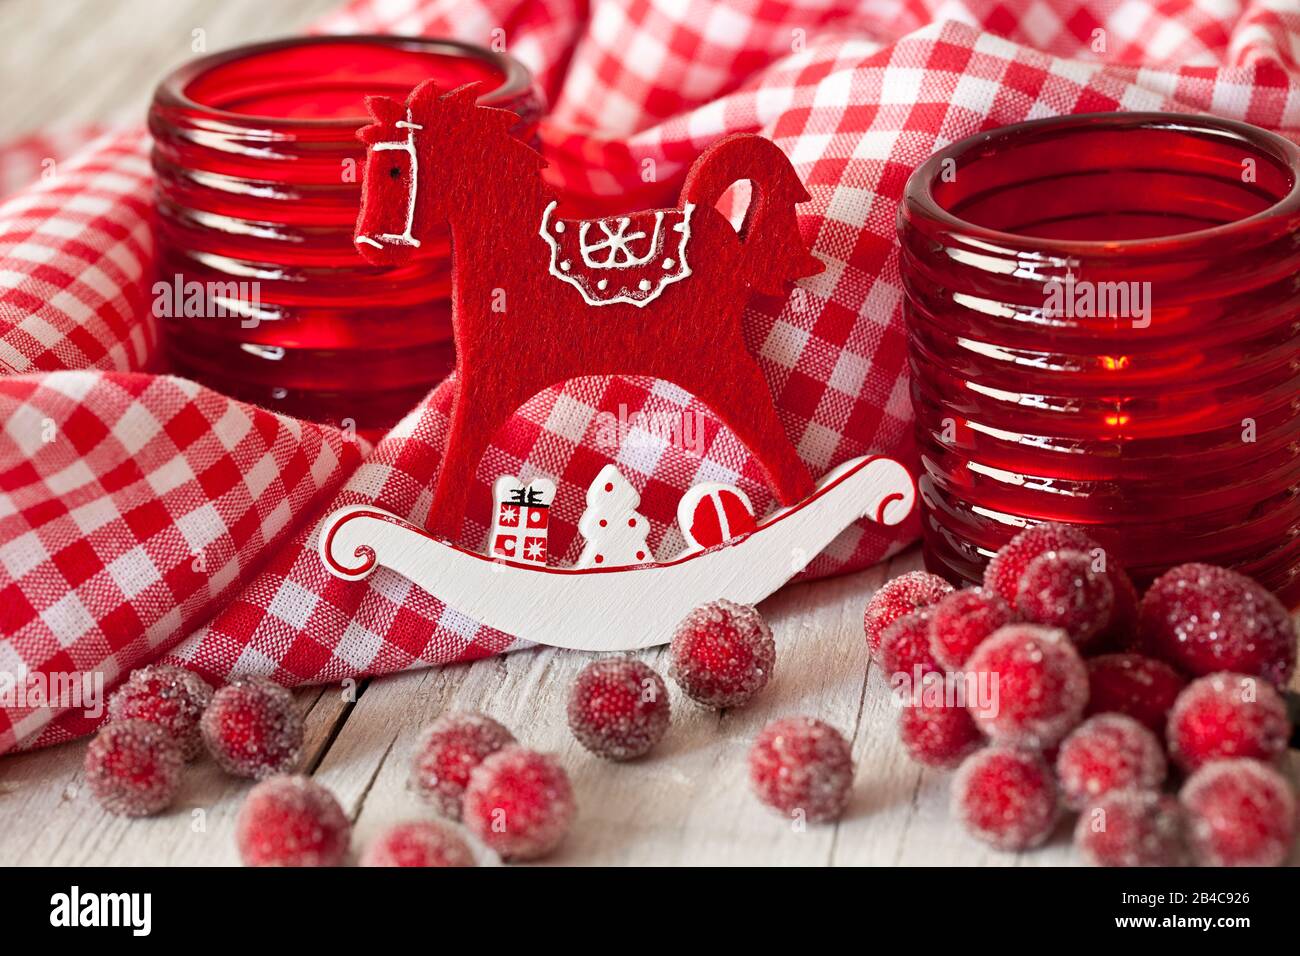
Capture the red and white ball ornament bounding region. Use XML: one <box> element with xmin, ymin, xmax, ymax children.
<box><xmin>677</xmin><ymin>482</ymin><xmax>757</xmax><ymax>551</ymax></box>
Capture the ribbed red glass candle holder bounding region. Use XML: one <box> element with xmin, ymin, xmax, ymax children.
<box><xmin>149</xmin><ymin>36</ymin><xmax>541</xmax><ymax>432</ymax></box>
<box><xmin>899</xmin><ymin>112</ymin><xmax>1300</xmax><ymax>602</ymax></box>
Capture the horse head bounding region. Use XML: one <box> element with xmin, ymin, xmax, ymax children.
<box><xmin>353</xmin><ymin>79</ymin><xmax>528</xmax><ymax>266</ymax></box>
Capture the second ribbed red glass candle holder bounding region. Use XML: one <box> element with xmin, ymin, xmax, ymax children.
<box><xmin>899</xmin><ymin>112</ymin><xmax>1300</xmax><ymax>602</ymax></box>
<box><xmin>149</xmin><ymin>36</ymin><xmax>542</xmax><ymax>433</ymax></box>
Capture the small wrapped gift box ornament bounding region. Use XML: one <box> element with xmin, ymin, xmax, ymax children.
<box><xmin>490</xmin><ymin>477</ymin><xmax>556</xmax><ymax>566</ymax></box>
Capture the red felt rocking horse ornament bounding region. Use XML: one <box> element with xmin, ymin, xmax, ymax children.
<box><xmin>353</xmin><ymin>79</ymin><xmax>822</xmax><ymax>539</ymax></box>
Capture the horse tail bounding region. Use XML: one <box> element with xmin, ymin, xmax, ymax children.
<box><xmin>681</xmin><ymin>133</ymin><xmax>823</xmax><ymax>296</ymax></box>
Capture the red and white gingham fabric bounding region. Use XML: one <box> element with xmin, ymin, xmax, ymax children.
<box><xmin>3</xmin><ymin>0</ymin><xmax>1299</xmax><ymax>753</ymax></box>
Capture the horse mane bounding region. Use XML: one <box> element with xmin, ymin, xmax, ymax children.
<box><xmin>358</xmin><ymin>82</ymin><xmax>547</xmax><ymax>171</ymax></box>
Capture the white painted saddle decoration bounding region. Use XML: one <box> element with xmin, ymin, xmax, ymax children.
<box><xmin>540</xmin><ymin>201</ymin><xmax>694</xmax><ymax>307</ymax></box>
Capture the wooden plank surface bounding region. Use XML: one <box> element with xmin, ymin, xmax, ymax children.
<box><xmin>3</xmin><ymin>0</ymin><xmax>1299</xmax><ymax>869</ymax></box>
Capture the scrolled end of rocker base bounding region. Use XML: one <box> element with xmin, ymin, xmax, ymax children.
<box><xmin>867</xmin><ymin>457</ymin><xmax>917</xmax><ymax>527</ymax></box>
<box><xmin>318</xmin><ymin>507</ymin><xmax>391</xmax><ymax>580</ymax></box>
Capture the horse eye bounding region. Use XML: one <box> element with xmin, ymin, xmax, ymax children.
<box><xmin>388</xmin><ymin>166</ymin><xmax>402</xmax><ymax>179</ymax></box>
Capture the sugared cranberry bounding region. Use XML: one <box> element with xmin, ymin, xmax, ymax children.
<box><xmin>463</xmin><ymin>746</ymin><xmax>575</xmax><ymax>861</ymax></box>
<box><xmin>1015</xmin><ymin>549</ymin><xmax>1113</xmax><ymax>649</ymax></box>
<box><xmin>863</xmin><ymin>571</ymin><xmax>952</xmax><ymax>660</ymax></box>
<box><xmin>1181</xmin><ymin>759</ymin><xmax>1296</xmax><ymax>867</ymax></box>
<box><xmin>1074</xmin><ymin>790</ymin><xmax>1187</xmax><ymax>867</ymax></box>
<box><xmin>899</xmin><ymin>697</ymin><xmax>983</xmax><ymax>769</ymax></box>
<box><xmin>669</xmin><ymin>600</ymin><xmax>774</xmax><ymax>709</ymax></box>
<box><xmin>879</xmin><ymin>608</ymin><xmax>942</xmax><ymax>679</ymax></box>
<box><xmin>410</xmin><ymin>712</ymin><xmax>515</xmax><ymax>820</ymax></box>
<box><xmin>984</xmin><ymin>522</ymin><xmax>1101</xmax><ymax>604</ymax></box>
<box><xmin>1055</xmin><ymin>714</ymin><xmax>1166</xmax><ymax>810</ymax></box>
<box><xmin>360</xmin><ymin>820</ymin><xmax>475</xmax><ymax>867</ymax></box>
<box><xmin>201</xmin><ymin>676</ymin><xmax>303</xmax><ymax>779</ymax></box>
<box><xmin>1166</xmin><ymin>672</ymin><xmax>1290</xmax><ymax>773</ymax></box>
<box><xmin>928</xmin><ymin>587</ymin><xmax>1016</xmax><ymax>670</ymax></box>
<box><xmin>1139</xmin><ymin>563</ymin><xmax>1296</xmax><ymax>685</ymax></box>
<box><xmin>235</xmin><ymin>775</ymin><xmax>350</xmax><ymax>867</ymax></box>
<box><xmin>107</xmin><ymin>664</ymin><xmax>213</xmax><ymax>761</ymax></box>
<box><xmin>952</xmin><ymin>746</ymin><xmax>1059</xmax><ymax>851</ymax></box>
<box><xmin>1085</xmin><ymin>653</ymin><xmax>1186</xmax><ymax>735</ymax></box>
<box><xmin>964</xmin><ymin>624</ymin><xmax>1089</xmax><ymax>749</ymax></box>
<box><xmin>84</xmin><ymin>719</ymin><xmax>184</xmax><ymax>817</ymax></box>
<box><xmin>567</xmin><ymin>658</ymin><xmax>669</xmax><ymax>760</ymax></box>
<box><xmin>985</xmin><ymin>522</ymin><xmax>1135</xmax><ymax>645</ymax></box>
<box><xmin>748</xmin><ymin>717</ymin><xmax>854</xmax><ymax>823</ymax></box>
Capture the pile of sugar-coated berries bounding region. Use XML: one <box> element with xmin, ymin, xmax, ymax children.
<box><xmin>866</xmin><ymin>522</ymin><xmax>1297</xmax><ymax>866</ymax></box>
<box><xmin>82</xmin><ymin>596</ymin><xmax>856</xmax><ymax>863</ymax></box>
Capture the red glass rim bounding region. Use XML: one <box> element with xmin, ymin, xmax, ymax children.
<box><xmin>153</xmin><ymin>34</ymin><xmax>535</xmax><ymax>127</ymax></box>
<box><xmin>903</xmin><ymin>111</ymin><xmax>1300</xmax><ymax>259</ymax></box>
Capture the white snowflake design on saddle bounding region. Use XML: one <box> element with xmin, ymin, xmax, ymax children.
<box><xmin>539</xmin><ymin>200</ymin><xmax>694</xmax><ymax>307</ymax></box>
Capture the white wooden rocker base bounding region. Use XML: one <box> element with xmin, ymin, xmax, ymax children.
<box><xmin>318</xmin><ymin>455</ymin><xmax>916</xmax><ymax>651</ymax></box>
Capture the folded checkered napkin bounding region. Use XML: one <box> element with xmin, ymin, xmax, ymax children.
<box><xmin>3</xmin><ymin>0</ymin><xmax>1299</xmax><ymax>752</ymax></box>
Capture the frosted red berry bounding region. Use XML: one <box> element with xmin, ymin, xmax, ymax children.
<box><xmin>463</xmin><ymin>746</ymin><xmax>575</xmax><ymax>861</ymax></box>
<box><xmin>1055</xmin><ymin>714</ymin><xmax>1166</xmax><ymax>810</ymax></box>
<box><xmin>1085</xmin><ymin>653</ymin><xmax>1186</xmax><ymax>735</ymax></box>
<box><xmin>201</xmin><ymin>676</ymin><xmax>303</xmax><ymax>779</ymax></box>
<box><xmin>669</xmin><ymin>600</ymin><xmax>775</xmax><ymax>709</ymax></box>
<box><xmin>1139</xmin><ymin>563</ymin><xmax>1296</xmax><ymax>685</ymax></box>
<box><xmin>1074</xmin><ymin>790</ymin><xmax>1187</xmax><ymax>867</ymax></box>
<box><xmin>84</xmin><ymin>719</ymin><xmax>184</xmax><ymax>817</ymax></box>
<box><xmin>1015</xmin><ymin>549</ymin><xmax>1114</xmax><ymax>649</ymax></box>
<box><xmin>1181</xmin><ymin>759</ymin><xmax>1296</xmax><ymax>867</ymax></box>
<box><xmin>567</xmin><ymin>658</ymin><xmax>669</xmax><ymax>760</ymax></box>
<box><xmin>748</xmin><ymin>717</ymin><xmax>853</xmax><ymax>823</ymax></box>
<box><xmin>952</xmin><ymin>746</ymin><xmax>1059</xmax><ymax>851</ymax></box>
<box><xmin>1166</xmin><ymin>672</ymin><xmax>1290</xmax><ymax>773</ymax></box>
<box><xmin>879</xmin><ymin>608</ymin><xmax>942</xmax><ymax>679</ymax></box>
<box><xmin>984</xmin><ymin>522</ymin><xmax>1100</xmax><ymax>605</ymax></box>
<box><xmin>986</xmin><ymin>522</ymin><xmax>1136</xmax><ymax>646</ymax></box>
<box><xmin>236</xmin><ymin>774</ymin><xmax>350</xmax><ymax>867</ymax></box>
<box><xmin>964</xmin><ymin>624</ymin><xmax>1089</xmax><ymax>749</ymax></box>
<box><xmin>863</xmin><ymin>570</ymin><xmax>953</xmax><ymax>660</ymax></box>
<box><xmin>928</xmin><ymin>587</ymin><xmax>1016</xmax><ymax>670</ymax></box>
<box><xmin>360</xmin><ymin>820</ymin><xmax>475</xmax><ymax>867</ymax></box>
<box><xmin>899</xmin><ymin>698</ymin><xmax>983</xmax><ymax>770</ymax></box>
<box><xmin>411</xmin><ymin>712</ymin><xmax>515</xmax><ymax>819</ymax></box>
<box><xmin>108</xmin><ymin>664</ymin><xmax>213</xmax><ymax>761</ymax></box>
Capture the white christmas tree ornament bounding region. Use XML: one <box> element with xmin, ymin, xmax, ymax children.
<box><xmin>576</xmin><ymin>465</ymin><xmax>654</xmax><ymax>568</ymax></box>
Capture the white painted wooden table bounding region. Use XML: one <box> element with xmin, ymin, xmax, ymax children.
<box><xmin>3</xmin><ymin>0</ymin><xmax>1298</xmax><ymax>868</ymax></box>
